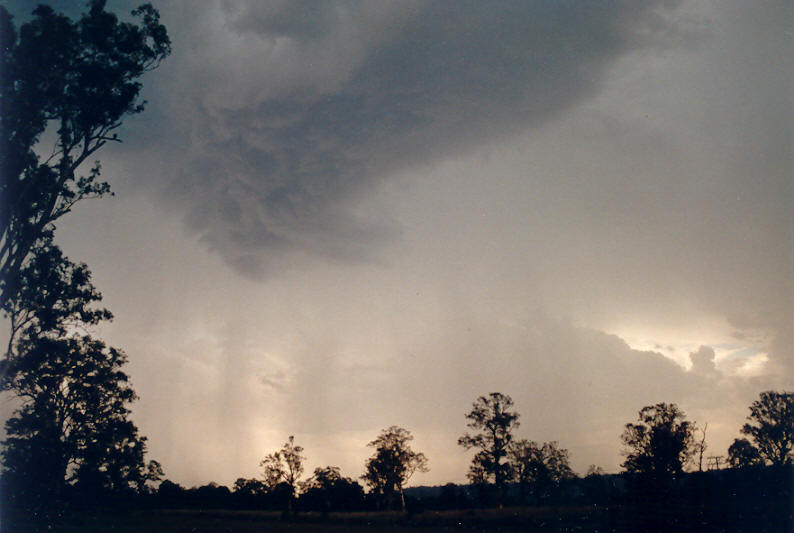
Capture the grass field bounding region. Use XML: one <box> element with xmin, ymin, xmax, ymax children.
<box><xmin>5</xmin><ymin>506</ymin><xmax>621</xmax><ymax>533</ymax></box>
<box><xmin>8</xmin><ymin>504</ymin><xmax>790</xmax><ymax>533</ymax></box>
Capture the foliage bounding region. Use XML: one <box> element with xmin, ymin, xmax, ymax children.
<box><xmin>740</xmin><ymin>390</ymin><xmax>793</xmax><ymax>465</ymax></box>
<box><xmin>727</xmin><ymin>438</ymin><xmax>763</xmax><ymax>468</ymax></box>
<box><xmin>233</xmin><ymin>477</ymin><xmax>267</xmax><ymax>496</ymax></box>
<box><xmin>362</xmin><ymin>426</ymin><xmax>428</xmax><ymax>511</ymax></box>
<box><xmin>0</xmin><ymin>243</ymin><xmax>158</xmax><ymax>513</ymax></box>
<box><xmin>260</xmin><ymin>435</ymin><xmax>305</xmax><ymax>513</ymax></box>
<box><xmin>509</xmin><ymin>439</ymin><xmax>574</xmax><ymax>503</ymax></box>
<box><xmin>300</xmin><ymin>466</ymin><xmax>365</xmax><ymax>513</ymax></box>
<box><xmin>458</xmin><ymin>392</ymin><xmax>519</xmax><ymax>504</ymax></box>
<box><xmin>1</xmin><ymin>238</ymin><xmax>111</xmax><ymax>368</ymax></box>
<box><xmin>0</xmin><ymin>0</ymin><xmax>170</xmax><ymax>309</ymax></box>
<box><xmin>621</xmin><ymin>403</ymin><xmax>696</xmax><ymax>477</ymax></box>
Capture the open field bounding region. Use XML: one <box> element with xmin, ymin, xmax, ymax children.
<box><xmin>7</xmin><ymin>504</ymin><xmax>791</xmax><ymax>533</ymax></box>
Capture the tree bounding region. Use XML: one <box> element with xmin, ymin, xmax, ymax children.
<box><xmin>458</xmin><ymin>392</ymin><xmax>519</xmax><ymax>506</ymax></box>
<box><xmin>232</xmin><ymin>477</ymin><xmax>267</xmax><ymax>509</ymax></box>
<box><xmin>361</xmin><ymin>426</ymin><xmax>428</xmax><ymax>511</ymax></box>
<box><xmin>303</xmin><ymin>466</ymin><xmax>343</xmax><ymax>516</ymax></box>
<box><xmin>0</xmin><ymin>0</ymin><xmax>170</xmax><ymax>310</ymax></box>
<box><xmin>233</xmin><ymin>477</ymin><xmax>267</xmax><ymax>496</ymax></box>
<box><xmin>621</xmin><ymin>403</ymin><xmax>696</xmax><ymax>477</ymax></box>
<box><xmin>727</xmin><ymin>438</ymin><xmax>763</xmax><ymax>468</ymax></box>
<box><xmin>509</xmin><ymin>439</ymin><xmax>574</xmax><ymax>504</ymax></box>
<box><xmin>301</xmin><ymin>466</ymin><xmax>364</xmax><ymax>514</ymax></box>
<box><xmin>740</xmin><ymin>390</ymin><xmax>793</xmax><ymax>466</ymax></box>
<box><xmin>260</xmin><ymin>435</ymin><xmax>305</xmax><ymax>515</ymax></box>
<box><xmin>1</xmin><ymin>242</ymin><xmax>157</xmax><ymax>513</ymax></box>
<box><xmin>695</xmin><ymin>422</ymin><xmax>708</xmax><ymax>472</ymax></box>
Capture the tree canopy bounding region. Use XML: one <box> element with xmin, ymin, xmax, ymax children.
<box><xmin>509</xmin><ymin>439</ymin><xmax>574</xmax><ymax>503</ymax></box>
<box><xmin>458</xmin><ymin>392</ymin><xmax>519</xmax><ymax>505</ymax></box>
<box><xmin>260</xmin><ymin>435</ymin><xmax>305</xmax><ymax>514</ymax></box>
<box><xmin>362</xmin><ymin>426</ymin><xmax>428</xmax><ymax>511</ymax></box>
<box><xmin>0</xmin><ymin>0</ymin><xmax>170</xmax><ymax>309</ymax></box>
<box><xmin>1</xmin><ymin>243</ymin><xmax>160</xmax><ymax>513</ymax></box>
<box><xmin>727</xmin><ymin>437</ymin><xmax>763</xmax><ymax>468</ymax></box>
<box><xmin>621</xmin><ymin>403</ymin><xmax>696</xmax><ymax>477</ymax></box>
<box><xmin>740</xmin><ymin>390</ymin><xmax>793</xmax><ymax>466</ymax></box>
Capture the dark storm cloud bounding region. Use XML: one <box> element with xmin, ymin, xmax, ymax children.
<box><xmin>150</xmin><ymin>0</ymin><xmax>684</xmax><ymax>277</ymax></box>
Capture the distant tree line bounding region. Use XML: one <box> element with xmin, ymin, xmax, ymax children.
<box><xmin>123</xmin><ymin>390</ymin><xmax>791</xmax><ymax>516</ymax></box>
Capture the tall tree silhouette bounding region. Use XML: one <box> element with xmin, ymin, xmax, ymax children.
<box><xmin>0</xmin><ymin>0</ymin><xmax>170</xmax><ymax>310</ymax></box>
<box><xmin>1</xmin><ymin>241</ymin><xmax>159</xmax><ymax>514</ymax></box>
<box><xmin>621</xmin><ymin>403</ymin><xmax>696</xmax><ymax>477</ymax></box>
<box><xmin>260</xmin><ymin>435</ymin><xmax>305</xmax><ymax>516</ymax></box>
<box><xmin>740</xmin><ymin>390</ymin><xmax>793</xmax><ymax>465</ymax></box>
<box><xmin>362</xmin><ymin>426</ymin><xmax>428</xmax><ymax>511</ymax></box>
<box><xmin>458</xmin><ymin>392</ymin><xmax>519</xmax><ymax>507</ymax></box>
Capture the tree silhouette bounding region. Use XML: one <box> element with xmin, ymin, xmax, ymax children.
<box><xmin>509</xmin><ymin>439</ymin><xmax>574</xmax><ymax>504</ymax></box>
<box><xmin>1</xmin><ymin>243</ymin><xmax>157</xmax><ymax>514</ymax></box>
<box><xmin>260</xmin><ymin>435</ymin><xmax>305</xmax><ymax>516</ymax></box>
<box><xmin>362</xmin><ymin>426</ymin><xmax>428</xmax><ymax>511</ymax></box>
<box><xmin>740</xmin><ymin>390</ymin><xmax>793</xmax><ymax>465</ymax></box>
<box><xmin>727</xmin><ymin>438</ymin><xmax>763</xmax><ymax>468</ymax></box>
<box><xmin>621</xmin><ymin>403</ymin><xmax>696</xmax><ymax>477</ymax></box>
<box><xmin>458</xmin><ymin>392</ymin><xmax>519</xmax><ymax>507</ymax></box>
<box><xmin>233</xmin><ymin>477</ymin><xmax>267</xmax><ymax>496</ymax></box>
<box><xmin>0</xmin><ymin>0</ymin><xmax>170</xmax><ymax>309</ymax></box>
<box><xmin>302</xmin><ymin>466</ymin><xmax>364</xmax><ymax>515</ymax></box>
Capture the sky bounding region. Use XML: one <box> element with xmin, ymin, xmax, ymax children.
<box><xmin>2</xmin><ymin>0</ymin><xmax>792</xmax><ymax>488</ymax></box>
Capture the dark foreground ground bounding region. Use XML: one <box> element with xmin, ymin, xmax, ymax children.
<box><xmin>5</xmin><ymin>504</ymin><xmax>791</xmax><ymax>533</ymax></box>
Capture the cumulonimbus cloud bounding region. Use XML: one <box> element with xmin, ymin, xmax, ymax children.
<box><xmin>147</xmin><ymin>0</ymin><xmax>684</xmax><ymax>277</ymax></box>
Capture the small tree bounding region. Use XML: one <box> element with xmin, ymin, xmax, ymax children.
<box><xmin>727</xmin><ymin>438</ymin><xmax>763</xmax><ymax>468</ymax></box>
<box><xmin>509</xmin><ymin>439</ymin><xmax>574</xmax><ymax>504</ymax></box>
<box><xmin>260</xmin><ymin>435</ymin><xmax>304</xmax><ymax>515</ymax></box>
<box><xmin>740</xmin><ymin>391</ymin><xmax>793</xmax><ymax>466</ymax></box>
<box><xmin>458</xmin><ymin>392</ymin><xmax>519</xmax><ymax>506</ymax></box>
<box><xmin>621</xmin><ymin>403</ymin><xmax>696</xmax><ymax>477</ymax></box>
<box><xmin>361</xmin><ymin>426</ymin><xmax>428</xmax><ymax>511</ymax></box>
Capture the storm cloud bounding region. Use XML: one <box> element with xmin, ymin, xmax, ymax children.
<box><xmin>140</xmin><ymin>0</ymin><xmax>688</xmax><ymax>276</ymax></box>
